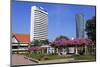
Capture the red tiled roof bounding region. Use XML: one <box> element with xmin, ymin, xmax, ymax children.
<box><xmin>14</xmin><ymin>33</ymin><xmax>30</xmax><ymax>43</ymax></box>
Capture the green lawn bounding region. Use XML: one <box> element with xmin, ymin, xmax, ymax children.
<box><xmin>25</xmin><ymin>53</ymin><xmax>73</xmax><ymax>61</ymax></box>
<box><xmin>73</xmin><ymin>55</ymin><xmax>96</xmax><ymax>61</ymax></box>
<box><xmin>21</xmin><ymin>53</ymin><xmax>96</xmax><ymax>61</ymax></box>
<box><xmin>42</xmin><ymin>54</ymin><xmax>72</xmax><ymax>60</ymax></box>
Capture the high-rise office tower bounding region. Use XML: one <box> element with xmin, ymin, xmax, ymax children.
<box><xmin>75</xmin><ymin>13</ymin><xmax>85</xmax><ymax>38</ymax></box>
<box><xmin>30</xmin><ymin>6</ymin><xmax>48</xmax><ymax>42</ymax></box>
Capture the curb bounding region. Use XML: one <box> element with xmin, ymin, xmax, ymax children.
<box><xmin>24</xmin><ymin>56</ymin><xmax>39</xmax><ymax>63</ymax></box>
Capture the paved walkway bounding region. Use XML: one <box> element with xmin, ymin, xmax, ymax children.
<box><xmin>12</xmin><ymin>54</ymin><xmax>37</xmax><ymax>66</ymax></box>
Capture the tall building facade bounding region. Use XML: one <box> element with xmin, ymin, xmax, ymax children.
<box><xmin>75</xmin><ymin>14</ymin><xmax>85</xmax><ymax>38</ymax></box>
<box><xmin>30</xmin><ymin>6</ymin><xmax>48</xmax><ymax>42</ymax></box>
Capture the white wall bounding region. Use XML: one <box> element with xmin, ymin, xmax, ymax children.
<box><xmin>12</xmin><ymin>37</ymin><xmax>18</xmax><ymax>43</ymax></box>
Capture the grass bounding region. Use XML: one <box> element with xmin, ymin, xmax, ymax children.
<box><xmin>29</xmin><ymin>53</ymin><xmax>96</xmax><ymax>61</ymax></box>
<box><xmin>20</xmin><ymin>53</ymin><xmax>96</xmax><ymax>61</ymax></box>
<box><xmin>42</xmin><ymin>54</ymin><xmax>72</xmax><ymax>60</ymax></box>
<box><xmin>24</xmin><ymin>53</ymin><xmax>73</xmax><ymax>61</ymax></box>
<box><xmin>73</xmin><ymin>55</ymin><xmax>96</xmax><ymax>61</ymax></box>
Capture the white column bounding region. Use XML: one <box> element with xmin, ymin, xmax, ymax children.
<box><xmin>85</xmin><ymin>45</ymin><xmax>87</xmax><ymax>55</ymax></box>
<box><xmin>47</xmin><ymin>47</ymin><xmax>49</xmax><ymax>54</ymax></box>
<box><xmin>62</xmin><ymin>48</ymin><xmax>65</xmax><ymax>55</ymax></box>
<box><xmin>75</xmin><ymin>46</ymin><xmax>78</xmax><ymax>55</ymax></box>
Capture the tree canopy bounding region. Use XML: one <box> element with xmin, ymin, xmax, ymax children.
<box><xmin>85</xmin><ymin>16</ymin><xmax>96</xmax><ymax>42</ymax></box>
<box><xmin>31</xmin><ymin>39</ymin><xmax>49</xmax><ymax>46</ymax></box>
<box><xmin>55</xmin><ymin>35</ymin><xmax>69</xmax><ymax>41</ymax></box>
<box><xmin>51</xmin><ymin>38</ymin><xmax>92</xmax><ymax>47</ymax></box>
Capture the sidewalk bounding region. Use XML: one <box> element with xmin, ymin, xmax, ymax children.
<box><xmin>12</xmin><ymin>54</ymin><xmax>37</xmax><ymax>66</ymax></box>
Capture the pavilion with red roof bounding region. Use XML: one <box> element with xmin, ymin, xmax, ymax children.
<box><xmin>12</xmin><ymin>33</ymin><xmax>30</xmax><ymax>53</ymax></box>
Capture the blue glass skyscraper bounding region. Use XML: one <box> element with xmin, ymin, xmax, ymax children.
<box><xmin>75</xmin><ymin>13</ymin><xmax>85</xmax><ymax>38</ymax></box>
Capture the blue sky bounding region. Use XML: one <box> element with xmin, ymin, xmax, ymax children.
<box><xmin>11</xmin><ymin>0</ymin><xmax>96</xmax><ymax>41</ymax></box>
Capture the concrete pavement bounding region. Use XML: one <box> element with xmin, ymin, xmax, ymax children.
<box><xmin>11</xmin><ymin>54</ymin><xmax>37</xmax><ymax>66</ymax></box>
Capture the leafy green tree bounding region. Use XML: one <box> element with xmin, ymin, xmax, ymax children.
<box><xmin>55</xmin><ymin>35</ymin><xmax>69</xmax><ymax>41</ymax></box>
<box><xmin>85</xmin><ymin>16</ymin><xmax>96</xmax><ymax>55</ymax></box>
<box><xmin>31</xmin><ymin>40</ymin><xmax>41</xmax><ymax>46</ymax></box>
<box><xmin>85</xmin><ymin>16</ymin><xmax>96</xmax><ymax>42</ymax></box>
<box><xmin>40</xmin><ymin>39</ymin><xmax>49</xmax><ymax>45</ymax></box>
<box><xmin>31</xmin><ymin>39</ymin><xmax>49</xmax><ymax>46</ymax></box>
<box><xmin>43</xmin><ymin>39</ymin><xmax>49</xmax><ymax>45</ymax></box>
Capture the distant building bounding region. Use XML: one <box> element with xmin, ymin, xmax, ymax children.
<box><xmin>75</xmin><ymin>13</ymin><xmax>85</xmax><ymax>38</ymax></box>
<box><xmin>30</xmin><ymin>6</ymin><xmax>48</xmax><ymax>42</ymax></box>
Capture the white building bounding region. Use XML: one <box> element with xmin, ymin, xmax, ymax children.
<box><xmin>30</xmin><ymin>6</ymin><xmax>48</xmax><ymax>42</ymax></box>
